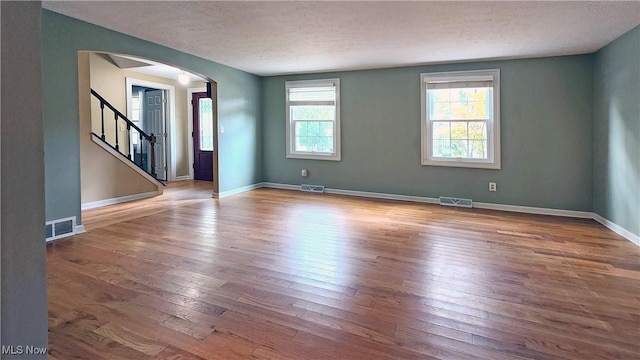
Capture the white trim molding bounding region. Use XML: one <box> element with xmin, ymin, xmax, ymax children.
<box><xmin>593</xmin><ymin>214</ymin><xmax>640</xmax><ymax>246</ymax></box>
<box><xmin>81</xmin><ymin>191</ymin><xmax>159</xmax><ymax>210</ymax></box>
<box><xmin>175</xmin><ymin>175</ymin><xmax>191</xmax><ymax>181</ymax></box>
<box><xmin>216</xmin><ymin>183</ymin><xmax>264</xmax><ymax>199</ymax></box>
<box><xmin>325</xmin><ymin>188</ymin><xmax>439</xmax><ymax>204</ymax></box>
<box><xmin>260</xmin><ymin>182</ymin><xmax>299</xmax><ymax>191</ymax></box>
<box><xmin>473</xmin><ymin>202</ymin><xmax>593</xmax><ymax>219</ymax></box>
<box><xmin>75</xmin><ymin>225</ymin><xmax>86</xmax><ymax>234</ymax></box>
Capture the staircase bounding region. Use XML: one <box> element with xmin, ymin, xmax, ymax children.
<box><xmin>90</xmin><ymin>89</ymin><xmax>165</xmax><ymax>184</ymax></box>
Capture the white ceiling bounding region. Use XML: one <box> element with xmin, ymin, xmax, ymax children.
<box><xmin>106</xmin><ymin>54</ymin><xmax>206</xmax><ymax>82</ymax></box>
<box><xmin>43</xmin><ymin>1</ymin><xmax>640</xmax><ymax>76</ymax></box>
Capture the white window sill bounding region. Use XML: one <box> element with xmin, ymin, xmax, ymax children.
<box><xmin>287</xmin><ymin>152</ymin><xmax>341</xmax><ymax>161</ymax></box>
<box><xmin>422</xmin><ymin>158</ymin><xmax>500</xmax><ymax>169</ymax></box>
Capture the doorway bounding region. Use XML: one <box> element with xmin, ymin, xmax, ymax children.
<box><xmin>126</xmin><ymin>78</ymin><xmax>175</xmax><ymax>181</ymax></box>
<box><xmin>191</xmin><ymin>91</ymin><xmax>214</xmax><ymax>181</ymax></box>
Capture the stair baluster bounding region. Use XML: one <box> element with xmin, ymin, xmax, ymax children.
<box><xmin>150</xmin><ymin>134</ymin><xmax>157</xmax><ymax>178</ymax></box>
<box><xmin>114</xmin><ymin>112</ymin><xmax>119</xmax><ymax>152</ymax></box>
<box><xmin>90</xmin><ymin>88</ymin><xmax>164</xmax><ymax>184</ymax></box>
<box><xmin>100</xmin><ymin>102</ymin><xmax>105</xmax><ymax>141</ymax></box>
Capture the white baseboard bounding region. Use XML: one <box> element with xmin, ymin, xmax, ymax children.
<box><xmin>75</xmin><ymin>225</ymin><xmax>86</xmax><ymax>234</ymax></box>
<box><xmin>81</xmin><ymin>191</ymin><xmax>159</xmax><ymax>210</ymax></box>
<box><xmin>261</xmin><ymin>182</ymin><xmax>299</xmax><ymax>191</ymax></box>
<box><xmin>473</xmin><ymin>202</ymin><xmax>593</xmax><ymax>218</ymax></box>
<box><xmin>326</xmin><ymin>188</ymin><xmax>440</xmax><ymax>204</ymax></box>
<box><xmin>175</xmin><ymin>175</ymin><xmax>191</xmax><ymax>181</ymax></box>
<box><xmin>217</xmin><ymin>183</ymin><xmax>264</xmax><ymax>198</ymax></box>
<box><xmin>593</xmin><ymin>214</ymin><xmax>640</xmax><ymax>246</ymax></box>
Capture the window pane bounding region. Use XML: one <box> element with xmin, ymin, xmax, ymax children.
<box><xmin>294</xmin><ymin>120</ymin><xmax>333</xmax><ymax>153</ymax></box>
<box><xmin>295</xmin><ymin>121</ymin><xmax>308</xmax><ymax>137</ymax></box>
<box><xmin>450</xmin><ymin>122</ymin><xmax>468</xmax><ymax>140</ymax></box>
<box><xmin>132</xmin><ymin>97</ymin><xmax>140</xmax><ymax>109</ymax></box>
<box><xmin>467</xmin><ymin>101</ymin><xmax>486</xmax><ymax>119</ymax></box>
<box><xmin>432</xmin><ymin>89</ymin><xmax>450</xmax><ymax>102</ymax></box>
<box><xmin>433</xmin><ymin>122</ymin><xmax>450</xmax><ymax>140</ymax></box>
<box><xmin>319</xmin><ymin>121</ymin><xmax>333</xmax><ymax>137</ymax></box>
<box><xmin>199</xmin><ymin>98</ymin><xmax>214</xmax><ymax>151</ymax></box>
<box><xmin>450</xmin><ymin>101</ymin><xmax>467</xmax><ymax>119</ymax></box>
<box><xmin>450</xmin><ymin>140</ymin><xmax>467</xmax><ymax>158</ymax></box>
<box><xmin>429</xmin><ymin>87</ymin><xmax>490</xmax><ymax>120</ymax></box>
<box><xmin>291</xmin><ymin>105</ymin><xmax>335</xmax><ymax>121</ymax></box>
<box><xmin>432</xmin><ymin>121</ymin><xmax>488</xmax><ymax>160</ymax></box>
<box><xmin>131</xmin><ymin>109</ymin><xmax>140</xmax><ymax>121</ymax></box>
<box><xmin>431</xmin><ymin>102</ymin><xmax>450</xmax><ymax>120</ymax></box>
<box><xmin>433</xmin><ymin>139</ymin><xmax>450</xmax><ymax>157</ymax></box>
<box><xmin>468</xmin><ymin>121</ymin><xmax>487</xmax><ymax>139</ymax></box>
<box><xmin>469</xmin><ymin>140</ymin><xmax>487</xmax><ymax>159</ymax></box>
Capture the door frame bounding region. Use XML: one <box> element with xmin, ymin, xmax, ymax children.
<box><xmin>125</xmin><ymin>77</ymin><xmax>176</xmax><ymax>181</ymax></box>
<box><xmin>187</xmin><ymin>87</ymin><xmax>206</xmax><ymax>180</ymax></box>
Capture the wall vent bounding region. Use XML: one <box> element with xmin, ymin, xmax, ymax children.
<box><xmin>45</xmin><ymin>224</ymin><xmax>54</xmax><ymax>239</ymax></box>
<box><xmin>46</xmin><ymin>216</ymin><xmax>77</xmax><ymax>242</ymax></box>
<box><xmin>301</xmin><ymin>184</ymin><xmax>325</xmax><ymax>193</ymax></box>
<box><xmin>439</xmin><ymin>196</ymin><xmax>473</xmax><ymax>208</ymax></box>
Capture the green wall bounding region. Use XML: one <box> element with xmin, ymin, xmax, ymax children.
<box><xmin>42</xmin><ymin>10</ymin><xmax>262</xmax><ymax>223</ymax></box>
<box><xmin>41</xmin><ymin>9</ymin><xmax>638</xmax><ymax>239</ymax></box>
<box><xmin>594</xmin><ymin>26</ymin><xmax>640</xmax><ymax>238</ymax></box>
<box><xmin>262</xmin><ymin>56</ymin><xmax>594</xmax><ymax>211</ymax></box>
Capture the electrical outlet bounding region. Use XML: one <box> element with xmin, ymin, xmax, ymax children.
<box><xmin>301</xmin><ymin>169</ymin><xmax>308</xmax><ymax>177</ymax></box>
<box><xmin>489</xmin><ymin>182</ymin><xmax>497</xmax><ymax>192</ymax></box>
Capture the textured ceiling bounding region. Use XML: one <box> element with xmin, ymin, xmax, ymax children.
<box><xmin>43</xmin><ymin>1</ymin><xmax>640</xmax><ymax>76</ymax></box>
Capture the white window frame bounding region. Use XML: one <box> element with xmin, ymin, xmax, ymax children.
<box><xmin>285</xmin><ymin>78</ymin><xmax>341</xmax><ymax>161</ymax></box>
<box><xmin>420</xmin><ymin>69</ymin><xmax>501</xmax><ymax>169</ymax></box>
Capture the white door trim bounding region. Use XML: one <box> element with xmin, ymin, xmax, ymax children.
<box><xmin>126</xmin><ymin>77</ymin><xmax>177</xmax><ymax>181</ymax></box>
<box><xmin>187</xmin><ymin>87</ymin><xmax>207</xmax><ymax>180</ymax></box>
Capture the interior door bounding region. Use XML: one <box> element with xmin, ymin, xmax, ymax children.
<box><xmin>144</xmin><ymin>89</ymin><xmax>166</xmax><ymax>180</ymax></box>
<box><xmin>192</xmin><ymin>92</ymin><xmax>214</xmax><ymax>181</ymax></box>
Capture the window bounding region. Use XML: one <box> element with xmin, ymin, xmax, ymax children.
<box><xmin>131</xmin><ymin>95</ymin><xmax>141</xmax><ymax>121</ymax></box>
<box><xmin>286</xmin><ymin>79</ymin><xmax>341</xmax><ymax>161</ymax></box>
<box><xmin>421</xmin><ymin>69</ymin><xmax>500</xmax><ymax>169</ymax></box>
<box><xmin>130</xmin><ymin>93</ymin><xmax>141</xmax><ymax>146</ymax></box>
<box><xmin>198</xmin><ymin>97</ymin><xmax>214</xmax><ymax>151</ymax></box>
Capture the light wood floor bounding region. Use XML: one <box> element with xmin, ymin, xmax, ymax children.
<box><xmin>47</xmin><ymin>181</ymin><xmax>640</xmax><ymax>359</ymax></box>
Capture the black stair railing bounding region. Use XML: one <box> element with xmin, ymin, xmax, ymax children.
<box><xmin>90</xmin><ymin>89</ymin><xmax>160</xmax><ymax>180</ymax></box>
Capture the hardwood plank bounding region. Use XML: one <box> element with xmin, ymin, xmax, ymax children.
<box><xmin>151</xmin><ymin>346</ymin><xmax>207</xmax><ymax>360</ymax></box>
<box><xmin>93</xmin><ymin>322</ymin><xmax>166</xmax><ymax>356</ymax></box>
<box><xmin>47</xmin><ymin>180</ymin><xmax>640</xmax><ymax>359</ymax></box>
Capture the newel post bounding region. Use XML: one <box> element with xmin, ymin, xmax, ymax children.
<box><xmin>150</xmin><ymin>134</ymin><xmax>157</xmax><ymax>178</ymax></box>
